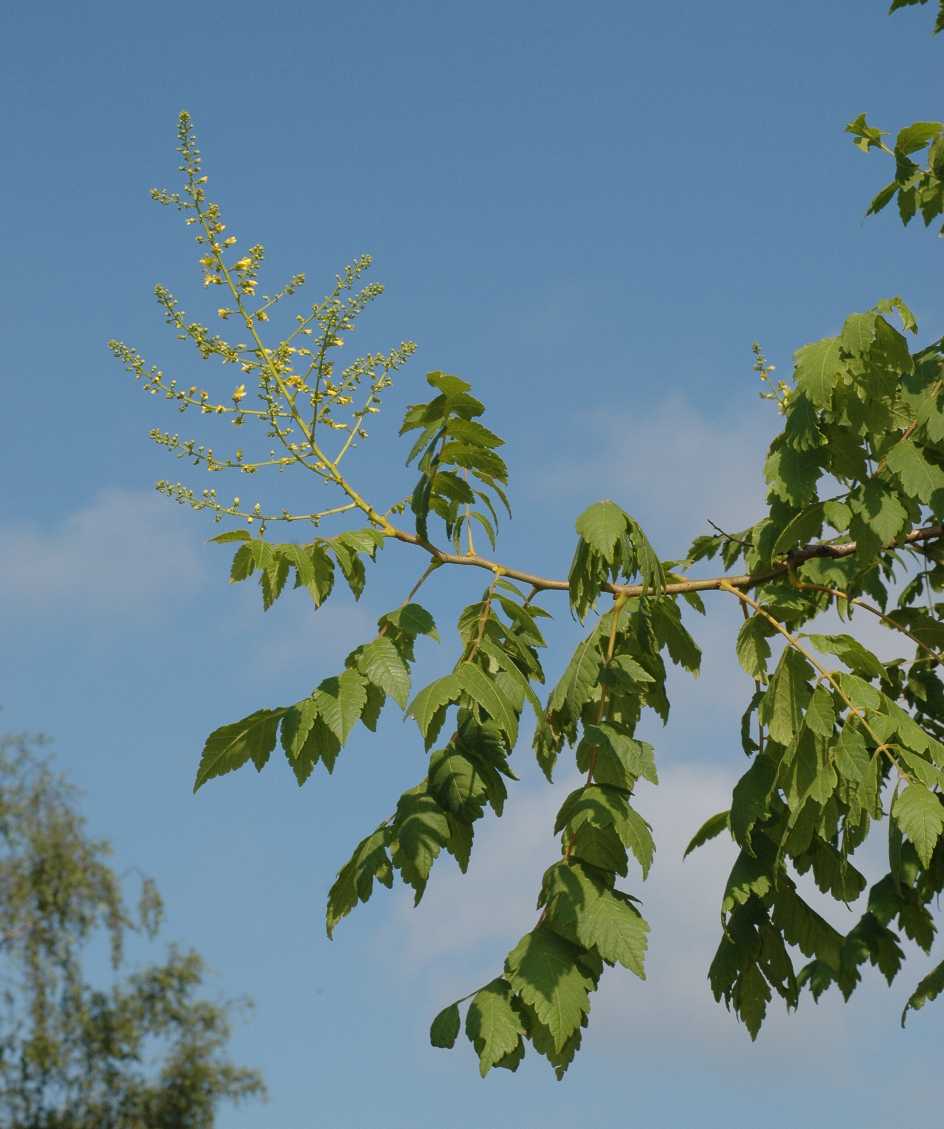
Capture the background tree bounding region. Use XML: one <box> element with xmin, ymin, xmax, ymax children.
<box><xmin>0</xmin><ymin>733</ymin><xmax>265</xmax><ymax>1128</ymax></box>
<box><xmin>109</xmin><ymin>0</ymin><xmax>944</xmax><ymax>1080</ymax></box>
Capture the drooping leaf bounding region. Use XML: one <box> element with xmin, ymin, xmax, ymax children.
<box><xmin>901</xmin><ymin>959</ymin><xmax>944</xmax><ymax>1026</ymax></box>
<box><xmin>794</xmin><ymin>337</ymin><xmax>842</xmax><ymax>407</ymax></box>
<box><xmin>574</xmin><ymin>890</ymin><xmax>649</xmax><ymax>978</ymax></box>
<box><xmin>505</xmin><ymin>928</ymin><xmax>593</xmax><ymax>1053</ymax></box>
<box><xmin>683</xmin><ymin>810</ymin><xmax>730</xmax><ymax>858</ymax></box>
<box><xmin>464</xmin><ymin>980</ymin><xmax>525</xmax><ymax>1077</ymax></box>
<box><xmin>314</xmin><ymin>670</ymin><xmax>368</xmax><ymax>745</ymax></box>
<box><xmin>357</xmin><ymin>637</ymin><xmax>411</xmax><ymax>708</ymax></box>
<box><xmin>407</xmin><ymin>674</ymin><xmax>462</xmax><ymax>746</ymax></box>
<box><xmin>430</xmin><ymin>1002</ymin><xmax>461</xmax><ymax>1049</ymax></box>
<box><xmin>194</xmin><ymin>708</ymin><xmax>286</xmax><ymax>791</ymax></box>
<box><xmin>893</xmin><ymin>782</ymin><xmax>944</xmax><ymax>866</ymax></box>
<box><xmin>456</xmin><ymin>662</ymin><xmax>519</xmax><ymax>747</ymax></box>
<box><xmin>575</xmin><ymin>501</ymin><xmax>628</xmax><ymax>562</ymax></box>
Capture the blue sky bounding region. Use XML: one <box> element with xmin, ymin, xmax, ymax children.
<box><xmin>2</xmin><ymin>1</ymin><xmax>943</xmax><ymax>1126</ymax></box>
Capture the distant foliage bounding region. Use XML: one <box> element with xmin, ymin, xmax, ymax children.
<box><xmin>111</xmin><ymin>3</ymin><xmax>944</xmax><ymax>1078</ymax></box>
<box><xmin>0</xmin><ymin>736</ymin><xmax>264</xmax><ymax>1126</ymax></box>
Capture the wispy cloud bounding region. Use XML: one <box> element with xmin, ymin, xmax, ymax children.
<box><xmin>381</xmin><ymin>755</ymin><xmax>904</xmax><ymax>1068</ymax></box>
<box><xmin>532</xmin><ymin>394</ymin><xmax>775</xmax><ymax>560</ymax></box>
<box><xmin>0</xmin><ymin>488</ymin><xmax>206</xmax><ymax>617</ymax></box>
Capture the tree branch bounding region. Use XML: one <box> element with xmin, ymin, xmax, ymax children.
<box><xmin>387</xmin><ymin>523</ymin><xmax>944</xmax><ymax>598</ymax></box>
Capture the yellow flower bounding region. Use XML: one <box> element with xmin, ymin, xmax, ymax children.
<box><xmin>257</xmin><ymin>310</ymin><xmax>269</xmax><ymax>322</ymax></box>
<box><xmin>203</xmin><ymin>274</ymin><xmax>221</xmax><ymax>287</ymax></box>
<box><xmin>217</xmin><ymin>307</ymin><xmax>233</xmax><ymax>320</ymax></box>
<box><xmin>233</xmin><ymin>257</ymin><xmax>253</xmax><ymax>271</ymax></box>
<box><xmin>232</xmin><ymin>384</ymin><xmax>247</xmax><ymax>402</ymax></box>
<box><xmin>223</xmin><ymin>235</ymin><xmax>237</xmax><ymax>246</ymax></box>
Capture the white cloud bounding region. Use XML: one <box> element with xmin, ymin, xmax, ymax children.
<box><xmin>381</xmin><ymin>757</ymin><xmax>904</xmax><ymax>1068</ymax></box>
<box><xmin>533</xmin><ymin>394</ymin><xmax>774</xmax><ymax>560</ymax></box>
<box><xmin>0</xmin><ymin>488</ymin><xmax>206</xmax><ymax>617</ymax></box>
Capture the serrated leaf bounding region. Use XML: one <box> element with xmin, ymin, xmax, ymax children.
<box><xmin>804</xmin><ymin>633</ymin><xmax>885</xmax><ymax>679</ymax></box>
<box><xmin>381</xmin><ymin>601</ymin><xmax>439</xmax><ymax>640</ymax></box>
<box><xmin>737</xmin><ymin>963</ymin><xmax>772</xmax><ymax>1040</ymax></box>
<box><xmin>902</xmin><ymin>959</ymin><xmax>944</xmax><ymax>1026</ymax></box>
<box><xmin>575</xmin><ymin>500</ymin><xmax>628</xmax><ymax>562</ymax></box>
<box><xmin>389</xmin><ymin>791</ymin><xmax>451</xmax><ymax>901</ymax></box>
<box><xmin>455</xmin><ymin>661</ymin><xmax>519</xmax><ymax>747</ymax></box>
<box><xmin>314</xmin><ymin>669</ymin><xmax>368</xmax><ymax>744</ymax></box>
<box><xmin>194</xmin><ymin>707</ymin><xmax>286</xmax><ymax>791</ymax></box>
<box><xmin>761</xmin><ymin>648</ymin><xmax>813</xmax><ymax>746</ymax></box>
<box><xmin>736</xmin><ymin>616</ymin><xmax>772</xmax><ymax>678</ymax></box>
<box><xmin>357</xmin><ymin>637</ymin><xmax>411</xmax><ymax>708</ymax></box>
<box><xmin>505</xmin><ymin>928</ymin><xmax>593</xmax><ymax>1052</ymax></box>
<box><xmin>805</xmin><ymin>686</ymin><xmax>837</xmax><ymax>737</ymax></box>
<box><xmin>430</xmin><ymin>1002</ymin><xmax>461</xmax><ymax>1049</ymax></box>
<box><xmin>280</xmin><ymin>697</ymin><xmax>320</xmax><ymax>761</ymax></box>
<box><xmin>683</xmin><ymin>810</ymin><xmax>730</xmax><ymax>857</ymax></box>
<box><xmin>893</xmin><ymin>782</ymin><xmax>944</xmax><ymax>866</ymax></box>
<box><xmin>895</xmin><ymin>120</ymin><xmax>944</xmax><ymax>155</ymax></box>
<box><xmin>795</xmin><ymin>337</ymin><xmax>842</xmax><ymax>408</ymax></box>
<box><xmin>886</xmin><ymin>438</ymin><xmax>944</xmax><ymax>504</ymax></box>
<box><xmin>229</xmin><ymin>544</ymin><xmax>254</xmax><ymax>582</ymax></box>
<box><xmin>731</xmin><ymin>755</ymin><xmax>776</xmax><ymax>844</ymax></box>
<box><xmin>464</xmin><ymin>980</ymin><xmax>524</xmax><ymax>1077</ymax></box>
<box><xmin>326</xmin><ymin>828</ymin><xmax>393</xmax><ymax>938</ymax></box>
<box><xmin>771</xmin><ymin>503</ymin><xmax>825</xmax><ymax>558</ymax></box>
<box><xmin>428</xmin><ymin>749</ymin><xmax>487</xmax><ymax>819</ymax></box>
<box><xmin>406</xmin><ymin>674</ymin><xmax>461</xmax><ymax>745</ymax></box>
<box><xmin>575</xmin><ymin>890</ymin><xmax>649</xmax><ymax>977</ymax></box>
<box><xmin>210</xmin><ymin>529</ymin><xmax>252</xmax><ymax>544</ymax></box>
<box><xmin>772</xmin><ymin>886</ymin><xmax>843</xmax><ymax>972</ymax></box>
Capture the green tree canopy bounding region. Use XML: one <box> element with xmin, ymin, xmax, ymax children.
<box><xmin>110</xmin><ymin>0</ymin><xmax>944</xmax><ymax>1081</ymax></box>
<box><xmin>0</xmin><ymin>734</ymin><xmax>265</xmax><ymax>1127</ymax></box>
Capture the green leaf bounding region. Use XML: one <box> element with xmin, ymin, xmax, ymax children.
<box><xmin>407</xmin><ymin>675</ymin><xmax>462</xmax><ymax>746</ymax></box>
<box><xmin>430</xmin><ymin>1002</ymin><xmax>461</xmax><ymax>1049</ymax></box>
<box><xmin>575</xmin><ymin>890</ymin><xmax>649</xmax><ymax>978</ymax></box>
<box><xmin>229</xmin><ymin>544</ymin><xmax>254</xmax><ymax>582</ymax></box>
<box><xmin>357</xmin><ymin>637</ymin><xmax>411</xmax><ymax>708</ymax></box>
<box><xmin>575</xmin><ymin>500</ymin><xmax>628</xmax><ymax>562</ymax></box>
<box><xmin>194</xmin><ymin>708</ymin><xmax>286</xmax><ymax>791</ymax></box>
<box><xmin>895</xmin><ymin>120</ymin><xmax>944</xmax><ymax>155</ymax></box>
<box><xmin>902</xmin><ymin>959</ymin><xmax>944</xmax><ymax>1026</ymax></box>
<box><xmin>737</xmin><ymin>963</ymin><xmax>772</xmax><ymax>1040</ymax></box>
<box><xmin>648</xmin><ymin>600</ymin><xmax>701</xmax><ymax>674</ymax></box>
<box><xmin>886</xmin><ymin>439</ymin><xmax>944</xmax><ymax>504</ymax></box>
<box><xmin>326</xmin><ymin>828</ymin><xmax>393</xmax><ymax>938</ymax></box>
<box><xmin>836</xmin><ymin>672</ymin><xmax>882</xmax><ymax>711</ymax></box>
<box><xmin>210</xmin><ymin>529</ymin><xmax>252</xmax><ymax>543</ymax></box>
<box><xmin>505</xmin><ymin>928</ymin><xmax>593</xmax><ymax>1052</ymax></box>
<box><xmin>736</xmin><ymin>616</ymin><xmax>772</xmax><ymax>678</ymax></box>
<box><xmin>893</xmin><ymin>782</ymin><xmax>944</xmax><ymax>867</ymax></box>
<box><xmin>683</xmin><ymin>810</ymin><xmax>730</xmax><ymax>858</ymax></box>
<box><xmin>456</xmin><ymin>662</ymin><xmax>519</xmax><ymax>747</ymax></box>
<box><xmin>380</xmin><ymin>602</ymin><xmax>439</xmax><ymax>640</ymax></box>
<box><xmin>848</xmin><ymin>481</ymin><xmax>909</xmax><ymax>548</ymax></box>
<box><xmin>773</xmin><ymin>886</ymin><xmax>843</xmax><ymax>972</ymax></box>
<box><xmin>771</xmin><ymin>504</ymin><xmax>825</xmax><ymax>558</ymax></box>
<box><xmin>280</xmin><ymin>695</ymin><xmax>319</xmax><ymax>750</ymax></box>
<box><xmin>389</xmin><ymin>791</ymin><xmax>451</xmax><ymax>902</ymax></box>
<box><xmin>428</xmin><ymin>750</ymin><xmax>487</xmax><ymax>819</ymax></box>
<box><xmin>314</xmin><ymin>670</ymin><xmax>368</xmax><ymax>745</ymax></box>
<box><xmin>619</xmin><ymin>805</ymin><xmax>656</xmax><ymax>879</ymax></box>
<box><xmin>761</xmin><ymin>648</ymin><xmax>813</xmax><ymax>746</ymax></box>
<box><xmin>794</xmin><ymin>337</ymin><xmax>842</xmax><ymax>407</ymax></box>
<box><xmin>465</xmin><ymin>981</ymin><xmax>525</xmax><ymax>1077</ymax></box>
<box><xmin>626</xmin><ymin>517</ymin><xmax>665</xmax><ymax>593</ymax></box>
<box><xmin>805</xmin><ymin>686</ymin><xmax>837</xmax><ymax>738</ymax></box>
<box><xmin>804</xmin><ymin>633</ymin><xmax>885</xmax><ymax>679</ymax></box>
<box><xmin>731</xmin><ymin>755</ymin><xmax>776</xmax><ymax>844</ymax></box>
